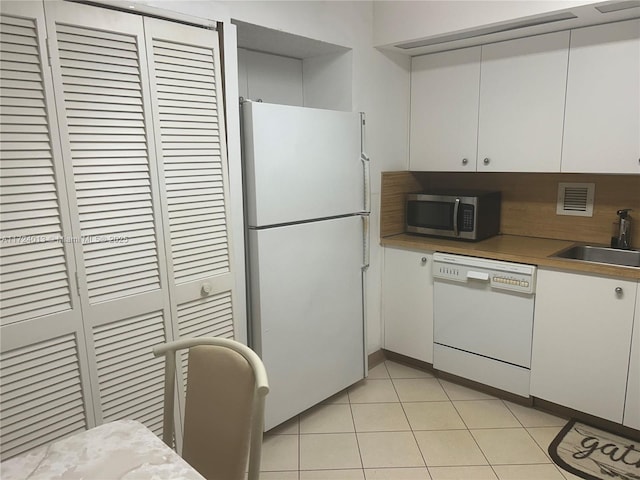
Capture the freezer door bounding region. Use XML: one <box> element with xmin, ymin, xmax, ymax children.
<box><xmin>248</xmin><ymin>216</ymin><xmax>365</xmax><ymax>430</ymax></box>
<box><xmin>243</xmin><ymin>101</ymin><xmax>364</xmax><ymax>227</ymax></box>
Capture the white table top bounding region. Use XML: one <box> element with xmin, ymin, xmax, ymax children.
<box><xmin>0</xmin><ymin>419</ymin><xmax>205</xmax><ymax>480</ymax></box>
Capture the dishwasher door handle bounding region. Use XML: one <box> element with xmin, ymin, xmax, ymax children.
<box><xmin>467</xmin><ymin>270</ymin><xmax>490</xmax><ymax>281</ymax></box>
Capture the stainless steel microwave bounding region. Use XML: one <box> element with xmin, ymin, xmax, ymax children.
<box><xmin>406</xmin><ymin>190</ymin><xmax>501</xmax><ymax>241</ymax></box>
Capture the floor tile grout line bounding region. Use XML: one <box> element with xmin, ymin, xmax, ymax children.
<box><xmin>509</xmin><ymin>407</ymin><xmax>570</xmax><ymax>467</ymax></box>
<box><xmin>296</xmin><ymin>413</ymin><xmax>300</xmax><ymax>480</ymax></box>
<box><xmin>444</xmin><ymin>386</ymin><xmax>502</xmax><ymax>478</ymax></box>
<box><xmin>502</xmin><ymin>399</ymin><xmax>530</xmax><ymax>430</ymax></box>
<box><xmin>500</xmin><ymin>400</ymin><xmax>565</xmax><ymax>466</ymax></box>
<box><xmin>388</xmin><ymin>367</ymin><xmax>431</xmax><ymax>474</ymax></box>
<box><xmin>348</xmin><ymin>385</ymin><xmax>366</xmax><ymax>473</ymax></box>
<box><xmin>416</xmin><ymin>376</ymin><xmax>476</xmax><ymax>478</ymax></box>
<box><xmin>435</xmin><ymin>377</ymin><xmax>455</xmax><ymax>403</ymax></box>
<box><xmin>271</xmin><ymin>361</ymin><xmax>567</xmax><ymax>478</ymax></box>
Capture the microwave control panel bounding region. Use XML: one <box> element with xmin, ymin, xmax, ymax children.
<box><xmin>460</xmin><ymin>205</ymin><xmax>474</xmax><ymax>231</ymax></box>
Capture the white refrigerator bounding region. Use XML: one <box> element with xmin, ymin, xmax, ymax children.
<box><xmin>242</xmin><ymin>101</ymin><xmax>369</xmax><ymax>430</ymax></box>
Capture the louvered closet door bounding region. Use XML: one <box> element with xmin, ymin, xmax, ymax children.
<box><xmin>0</xmin><ymin>1</ymin><xmax>94</xmax><ymax>460</ymax></box>
<box><xmin>44</xmin><ymin>2</ymin><xmax>173</xmax><ymax>437</ymax></box>
<box><xmin>144</xmin><ymin>18</ymin><xmax>235</xmax><ymax>389</ymax></box>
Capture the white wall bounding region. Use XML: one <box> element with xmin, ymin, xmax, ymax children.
<box><xmin>142</xmin><ymin>0</ymin><xmax>412</xmax><ymax>354</ymax></box>
<box><xmin>373</xmin><ymin>0</ymin><xmax>602</xmax><ymax>47</ymax></box>
<box><xmin>303</xmin><ymin>51</ymin><xmax>353</xmax><ymax>111</ymax></box>
<box><xmin>237</xmin><ymin>48</ymin><xmax>353</xmax><ymax>111</ymax></box>
<box><xmin>238</xmin><ymin>49</ymin><xmax>304</xmax><ymax>106</ymax></box>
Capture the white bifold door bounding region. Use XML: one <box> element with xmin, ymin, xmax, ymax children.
<box><xmin>0</xmin><ymin>0</ymin><xmax>238</xmax><ymax>460</ymax></box>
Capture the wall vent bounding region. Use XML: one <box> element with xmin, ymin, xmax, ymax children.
<box><xmin>556</xmin><ymin>182</ymin><xmax>595</xmax><ymax>217</ymax></box>
<box><xmin>395</xmin><ymin>12</ymin><xmax>577</xmax><ymax>50</ymax></box>
<box><xmin>595</xmin><ymin>1</ymin><xmax>640</xmax><ymax>14</ymax></box>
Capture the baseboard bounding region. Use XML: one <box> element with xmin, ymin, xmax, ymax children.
<box><xmin>382</xmin><ymin>349</ymin><xmax>435</xmax><ymax>372</ymax></box>
<box><xmin>381</xmin><ymin>349</ymin><xmax>531</xmax><ymax>406</ymax></box>
<box><xmin>367</xmin><ymin>349</ymin><xmax>386</xmax><ymax>368</ymax></box>
<box><xmin>375</xmin><ymin>349</ymin><xmax>639</xmax><ymax>438</ymax></box>
<box><xmin>436</xmin><ymin>370</ymin><xmax>532</xmax><ymax>407</ymax></box>
<box><xmin>533</xmin><ymin>398</ymin><xmax>640</xmax><ymax>441</ymax></box>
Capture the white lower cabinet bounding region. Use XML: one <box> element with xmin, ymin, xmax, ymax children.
<box><xmin>530</xmin><ymin>269</ymin><xmax>637</xmax><ymax>423</ymax></box>
<box><xmin>382</xmin><ymin>248</ymin><xmax>434</xmax><ymax>363</ymax></box>
<box><xmin>624</xmin><ymin>282</ymin><xmax>640</xmax><ymax>429</ymax></box>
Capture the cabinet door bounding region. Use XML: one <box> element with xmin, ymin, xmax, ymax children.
<box><xmin>410</xmin><ymin>47</ymin><xmax>480</xmax><ymax>172</ymax></box>
<box><xmin>382</xmin><ymin>248</ymin><xmax>433</xmax><ymax>363</ymax></box>
<box><xmin>530</xmin><ymin>269</ymin><xmax>636</xmax><ymax>423</ymax></box>
<box><xmin>561</xmin><ymin>19</ymin><xmax>640</xmax><ymax>174</ymax></box>
<box><xmin>477</xmin><ymin>31</ymin><xmax>569</xmax><ymax>172</ymax></box>
<box><xmin>623</xmin><ymin>282</ymin><xmax>640</xmax><ymax>430</ymax></box>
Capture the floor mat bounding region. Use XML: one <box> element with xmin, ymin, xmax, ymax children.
<box><xmin>549</xmin><ymin>419</ymin><xmax>640</xmax><ymax>480</ymax></box>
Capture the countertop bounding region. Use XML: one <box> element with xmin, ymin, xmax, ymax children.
<box><xmin>381</xmin><ymin>234</ymin><xmax>640</xmax><ymax>280</ymax></box>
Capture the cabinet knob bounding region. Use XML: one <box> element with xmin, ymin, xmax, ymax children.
<box><xmin>421</xmin><ymin>257</ymin><xmax>427</xmax><ymax>264</ymax></box>
<box><xmin>201</xmin><ymin>282</ymin><xmax>213</xmax><ymax>296</ymax></box>
<box><xmin>483</xmin><ymin>157</ymin><xmax>490</xmax><ymax>165</ymax></box>
<box><xmin>462</xmin><ymin>158</ymin><xmax>468</xmax><ymax>165</ymax></box>
<box><xmin>615</xmin><ymin>287</ymin><xmax>623</xmax><ymax>296</ymax></box>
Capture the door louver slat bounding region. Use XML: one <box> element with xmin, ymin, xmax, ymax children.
<box><xmin>55</xmin><ymin>24</ymin><xmax>161</xmax><ymax>304</ymax></box>
<box><xmin>0</xmin><ymin>334</ymin><xmax>87</xmax><ymax>459</ymax></box>
<box><xmin>177</xmin><ymin>291</ymin><xmax>234</xmax><ymax>389</ymax></box>
<box><xmin>93</xmin><ymin>312</ymin><xmax>166</xmax><ymax>436</ymax></box>
<box><xmin>151</xmin><ymin>38</ymin><xmax>229</xmax><ymax>284</ymax></box>
<box><xmin>0</xmin><ymin>13</ymin><xmax>72</xmax><ymax>326</ymax></box>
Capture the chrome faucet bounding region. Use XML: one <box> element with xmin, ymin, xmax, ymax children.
<box><xmin>611</xmin><ymin>209</ymin><xmax>632</xmax><ymax>250</ymax></box>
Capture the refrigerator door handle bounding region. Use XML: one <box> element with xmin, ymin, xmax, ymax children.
<box><xmin>360</xmin><ymin>112</ymin><xmax>370</xmax><ymax>214</ymax></box>
<box><xmin>361</xmin><ymin>152</ymin><xmax>370</xmax><ymax>214</ymax></box>
<box><xmin>361</xmin><ymin>213</ymin><xmax>370</xmax><ymax>270</ymax></box>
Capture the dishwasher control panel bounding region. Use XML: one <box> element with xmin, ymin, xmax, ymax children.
<box><xmin>432</xmin><ymin>252</ymin><xmax>536</xmax><ymax>294</ymax></box>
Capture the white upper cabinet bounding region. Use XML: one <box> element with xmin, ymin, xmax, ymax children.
<box><xmin>477</xmin><ymin>31</ymin><xmax>569</xmax><ymax>172</ymax></box>
<box><xmin>410</xmin><ymin>47</ymin><xmax>480</xmax><ymax>172</ymax></box>
<box><xmin>561</xmin><ymin>19</ymin><xmax>640</xmax><ymax>174</ymax></box>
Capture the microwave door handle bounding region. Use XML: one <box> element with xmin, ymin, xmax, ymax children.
<box><xmin>453</xmin><ymin>197</ymin><xmax>460</xmax><ymax>237</ymax></box>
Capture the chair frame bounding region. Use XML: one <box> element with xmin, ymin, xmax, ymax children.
<box><xmin>153</xmin><ymin>337</ymin><xmax>269</xmax><ymax>480</ymax></box>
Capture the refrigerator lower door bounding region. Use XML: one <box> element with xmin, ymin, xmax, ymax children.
<box><xmin>248</xmin><ymin>215</ymin><xmax>365</xmax><ymax>430</ymax></box>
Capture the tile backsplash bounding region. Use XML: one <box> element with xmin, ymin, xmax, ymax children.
<box><xmin>380</xmin><ymin>171</ymin><xmax>640</xmax><ymax>249</ymax></box>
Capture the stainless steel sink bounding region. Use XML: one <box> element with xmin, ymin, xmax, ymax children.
<box><xmin>551</xmin><ymin>244</ymin><xmax>640</xmax><ymax>268</ymax></box>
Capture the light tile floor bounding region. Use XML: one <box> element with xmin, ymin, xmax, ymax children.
<box><xmin>259</xmin><ymin>360</ymin><xmax>583</xmax><ymax>480</ymax></box>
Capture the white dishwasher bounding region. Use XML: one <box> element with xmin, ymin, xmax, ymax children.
<box><xmin>432</xmin><ymin>252</ymin><xmax>536</xmax><ymax>397</ymax></box>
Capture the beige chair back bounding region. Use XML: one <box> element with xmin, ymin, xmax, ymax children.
<box><xmin>153</xmin><ymin>338</ymin><xmax>269</xmax><ymax>480</ymax></box>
